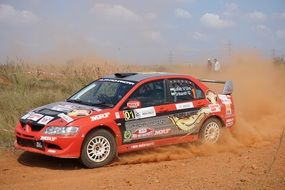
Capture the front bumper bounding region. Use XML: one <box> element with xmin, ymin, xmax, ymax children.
<box><xmin>15</xmin><ymin>123</ymin><xmax>83</xmax><ymax>158</ymax></box>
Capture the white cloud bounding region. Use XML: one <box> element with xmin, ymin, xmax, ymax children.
<box><xmin>0</xmin><ymin>4</ymin><xmax>39</xmax><ymax>24</ymax></box>
<box><xmin>224</xmin><ymin>3</ymin><xmax>238</xmax><ymax>16</ymax></box>
<box><xmin>191</xmin><ymin>32</ymin><xmax>207</xmax><ymax>41</ymax></box>
<box><xmin>175</xmin><ymin>8</ymin><xmax>192</xmax><ymax>19</ymax></box>
<box><xmin>276</xmin><ymin>29</ymin><xmax>285</xmax><ymax>39</ymax></box>
<box><xmin>89</xmin><ymin>3</ymin><xmax>140</xmax><ymax>22</ymax></box>
<box><xmin>143</xmin><ymin>31</ymin><xmax>162</xmax><ymax>41</ymax></box>
<box><xmin>255</xmin><ymin>25</ymin><xmax>271</xmax><ymax>35</ymax></box>
<box><xmin>144</xmin><ymin>12</ymin><xmax>157</xmax><ymax>20</ymax></box>
<box><xmin>200</xmin><ymin>13</ymin><xmax>233</xmax><ymax>29</ymax></box>
<box><xmin>273</xmin><ymin>12</ymin><xmax>285</xmax><ymax>19</ymax></box>
<box><xmin>248</xmin><ymin>11</ymin><xmax>267</xmax><ymax>21</ymax></box>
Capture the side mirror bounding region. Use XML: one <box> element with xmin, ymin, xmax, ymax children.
<box><xmin>127</xmin><ymin>99</ymin><xmax>141</xmax><ymax>109</ymax></box>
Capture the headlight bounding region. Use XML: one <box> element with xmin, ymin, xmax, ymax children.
<box><xmin>44</xmin><ymin>126</ymin><xmax>79</xmax><ymax>136</ymax></box>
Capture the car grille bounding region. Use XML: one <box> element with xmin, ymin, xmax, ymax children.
<box><xmin>17</xmin><ymin>137</ymin><xmax>37</xmax><ymax>148</ymax></box>
<box><xmin>17</xmin><ymin>137</ymin><xmax>61</xmax><ymax>150</ymax></box>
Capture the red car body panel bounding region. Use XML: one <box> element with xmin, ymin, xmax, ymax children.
<box><xmin>15</xmin><ymin>73</ymin><xmax>235</xmax><ymax>158</ymax></box>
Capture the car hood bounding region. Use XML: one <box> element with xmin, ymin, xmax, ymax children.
<box><xmin>20</xmin><ymin>101</ymin><xmax>104</xmax><ymax>126</ymax></box>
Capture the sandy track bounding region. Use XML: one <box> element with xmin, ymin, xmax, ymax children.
<box><xmin>0</xmin><ymin>138</ymin><xmax>284</xmax><ymax>190</ymax></box>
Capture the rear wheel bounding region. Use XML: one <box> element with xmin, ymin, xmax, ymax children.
<box><xmin>199</xmin><ymin>118</ymin><xmax>222</xmax><ymax>144</ymax></box>
<box><xmin>80</xmin><ymin>129</ymin><xmax>116</xmax><ymax>168</ymax></box>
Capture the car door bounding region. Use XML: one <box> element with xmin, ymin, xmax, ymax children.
<box><xmin>119</xmin><ymin>78</ymin><xmax>209</xmax><ymax>144</ymax></box>
<box><xmin>119</xmin><ymin>79</ymin><xmax>170</xmax><ymax>144</ymax></box>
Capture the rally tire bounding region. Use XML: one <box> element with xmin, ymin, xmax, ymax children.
<box><xmin>80</xmin><ymin>129</ymin><xmax>116</xmax><ymax>168</ymax></box>
<box><xmin>199</xmin><ymin>118</ymin><xmax>222</xmax><ymax>144</ymax></box>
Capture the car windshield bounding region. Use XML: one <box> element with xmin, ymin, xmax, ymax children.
<box><xmin>67</xmin><ymin>79</ymin><xmax>135</xmax><ymax>108</ymax></box>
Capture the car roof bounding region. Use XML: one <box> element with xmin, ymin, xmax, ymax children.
<box><xmin>103</xmin><ymin>72</ymin><xmax>189</xmax><ymax>82</ymax></box>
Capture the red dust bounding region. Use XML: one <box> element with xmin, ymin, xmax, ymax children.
<box><xmin>116</xmin><ymin>52</ymin><xmax>285</xmax><ymax>165</ymax></box>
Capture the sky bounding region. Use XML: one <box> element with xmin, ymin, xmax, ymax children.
<box><xmin>0</xmin><ymin>0</ymin><xmax>285</xmax><ymax>64</ymax></box>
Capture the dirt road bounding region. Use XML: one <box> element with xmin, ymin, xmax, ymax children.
<box><xmin>1</xmin><ymin>54</ymin><xmax>285</xmax><ymax>189</ymax></box>
<box><xmin>0</xmin><ymin>136</ymin><xmax>284</xmax><ymax>190</ymax></box>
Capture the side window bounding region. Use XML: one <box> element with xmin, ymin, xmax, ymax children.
<box><xmin>169</xmin><ymin>79</ymin><xmax>204</xmax><ymax>103</ymax></box>
<box><xmin>128</xmin><ymin>80</ymin><xmax>165</xmax><ymax>107</ymax></box>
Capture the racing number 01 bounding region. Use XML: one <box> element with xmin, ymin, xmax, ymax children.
<box><xmin>123</xmin><ymin>110</ymin><xmax>135</xmax><ymax>121</ymax></box>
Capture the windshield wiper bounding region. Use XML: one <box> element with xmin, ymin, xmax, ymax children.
<box><xmin>67</xmin><ymin>99</ymin><xmax>84</xmax><ymax>104</ymax></box>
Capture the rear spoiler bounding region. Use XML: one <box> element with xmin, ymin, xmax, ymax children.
<box><xmin>199</xmin><ymin>79</ymin><xmax>233</xmax><ymax>95</ymax></box>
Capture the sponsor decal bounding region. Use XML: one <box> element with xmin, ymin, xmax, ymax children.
<box><xmin>218</xmin><ymin>94</ymin><xmax>232</xmax><ymax>115</ymax></box>
<box><xmin>130</xmin><ymin>142</ymin><xmax>154</xmax><ymax>149</ymax></box>
<box><xmin>170</xmin><ymin>86</ymin><xmax>193</xmax><ymax>97</ymax></box>
<box><xmin>124</xmin><ymin>130</ymin><xmax>132</xmax><ymax>140</ymax></box>
<box><xmin>134</xmin><ymin>107</ymin><xmax>156</xmax><ymax>119</ymax></box>
<box><xmin>90</xmin><ymin>112</ymin><xmax>110</xmax><ymax>121</ymax></box>
<box><xmin>127</xmin><ymin>100</ymin><xmax>141</xmax><ymax>109</ymax></box>
<box><xmin>115</xmin><ymin>112</ymin><xmax>120</xmax><ymax>119</ymax></box>
<box><xmin>175</xmin><ymin>102</ymin><xmax>194</xmax><ymax>110</ymax></box>
<box><xmin>218</xmin><ymin>94</ymin><xmax>232</xmax><ymax>104</ymax></box>
<box><xmin>169</xmin><ymin>107</ymin><xmax>210</xmax><ymax>131</ymax></box>
<box><xmin>21</xmin><ymin>112</ymin><xmax>33</xmax><ymax>120</ymax></box>
<box><xmin>35</xmin><ymin>141</ymin><xmax>43</xmax><ymax>149</ymax></box>
<box><xmin>218</xmin><ymin>94</ymin><xmax>227</xmax><ymax>100</ymax></box>
<box><xmin>132</xmin><ymin>128</ymin><xmax>154</xmax><ymax>139</ymax></box>
<box><xmin>58</xmin><ymin>113</ymin><xmax>74</xmax><ymax>123</ymax></box>
<box><xmin>206</xmin><ymin>91</ymin><xmax>218</xmax><ymax>104</ymax></box>
<box><xmin>226</xmin><ymin>118</ymin><xmax>234</xmax><ymax>127</ymax></box>
<box><xmin>154</xmin><ymin>128</ymin><xmax>171</xmax><ymax>136</ymax></box>
<box><xmin>124</xmin><ymin>107</ymin><xmax>156</xmax><ymax>121</ymax></box>
<box><xmin>51</xmin><ymin>104</ymin><xmax>75</xmax><ymax>112</ymax></box>
<box><xmin>225</xmin><ymin>104</ymin><xmax>232</xmax><ymax>115</ymax></box>
<box><xmin>123</xmin><ymin>118</ymin><xmax>172</xmax><ymax>141</ymax></box>
<box><xmin>99</xmin><ymin>78</ymin><xmax>135</xmax><ymax>85</ymax></box>
<box><xmin>208</xmin><ymin>104</ymin><xmax>221</xmax><ymax>113</ymax></box>
<box><xmin>40</xmin><ymin>136</ymin><xmax>57</xmax><ymax>141</ymax></box>
<box><xmin>131</xmin><ymin>128</ymin><xmax>171</xmax><ymax>139</ymax></box>
<box><xmin>123</xmin><ymin>110</ymin><xmax>211</xmax><ymax>143</ymax></box>
<box><xmin>68</xmin><ymin>109</ymin><xmax>92</xmax><ymax>117</ymax></box>
<box><xmin>27</xmin><ymin>113</ymin><xmax>44</xmax><ymax>121</ymax></box>
<box><xmin>38</xmin><ymin>116</ymin><xmax>54</xmax><ymax>125</ymax></box>
<box><xmin>123</xmin><ymin>110</ymin><xmax>136</xmax><ymax>121</ymax></box>
<box><xmin>126</xmin><ymin>118</ymin><xmax>165</xmax><ymax>129</ymax></box>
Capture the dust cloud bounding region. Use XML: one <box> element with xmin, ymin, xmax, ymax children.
<box><xmin>115</xmin><ymin>52</ymin><xmax>285</xmax><ymax>165</ymax></box>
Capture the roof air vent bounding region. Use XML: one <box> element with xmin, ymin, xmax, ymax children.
<box><xmin>114</xmin><ymin>73</ymin><xmax>137</xmax><ymax>78</ymax></box>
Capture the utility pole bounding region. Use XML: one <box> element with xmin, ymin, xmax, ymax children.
<box><xmin>272</xmin><ymin>48</ymin><xmax>276</xmax><ymax>58</ymax></box>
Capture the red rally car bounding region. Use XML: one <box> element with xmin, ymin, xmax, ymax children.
<box><xmin>15</xmin><ymin>72</ymin><xmax>235</xmax><ymax>168</ymax></box>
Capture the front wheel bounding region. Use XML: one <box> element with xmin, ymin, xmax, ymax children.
<box><xmin>80</xmin><ymin>129</ymin><xmax>116</xmax><ymax>168</ymax></box>
<box><xmin>199</xmin><ymin>118</ymin><xmax>222</xmax><ymax>144</ymax></box>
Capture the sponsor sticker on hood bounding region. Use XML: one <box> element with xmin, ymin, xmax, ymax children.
<box><xmin>27</xmin><ymin>113</ymin><xmax>44</xmax><ymax>121</ymax></box>
<box><xmin>21</xmin><ymin>112</ymin><xmax>33</xmax><ymax>120</ymax></box>
<box><xmin>38</xmin><ymin>116</ymin><xmax>54</xmax><ymax>125</ymax></box>
<box><xmin>51</xmin><ymin>104</ymin><xmax>76</xmax><ymax>112</ymax></box>
<box><xmin>68</xmin><ymin>109</ymin><xmax>92</xmax><ymax>117</ymax></box>
<box><xmin>58</xmin><ymin>113</ymin><xmax>74</xmax><ymax>123</ymax></box>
